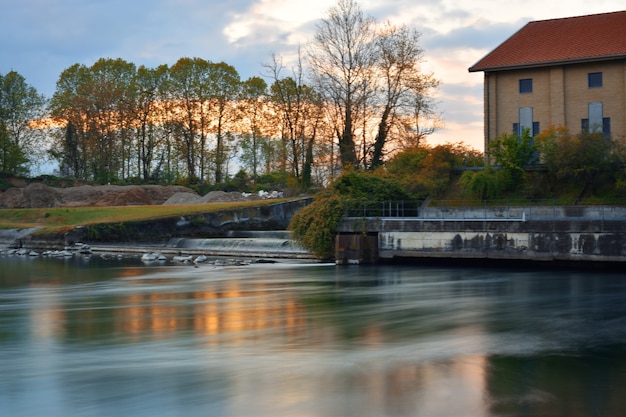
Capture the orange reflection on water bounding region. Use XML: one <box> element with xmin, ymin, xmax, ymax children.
<box><xmin>113</xmin><ymin>276</ymin><xmax>310</xmax><ymax>346</ymax></box>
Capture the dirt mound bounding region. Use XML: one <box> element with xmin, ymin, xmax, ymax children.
<box><xmin>162</xmin><ymin>192</ymin><xmax>203</xmax><ymax>205</ymax></box>
<box><xmin>0</xmin><ymin>181</ymin><xmax>286</xmax><ymax>209</ymax></box>
<box><xmin>0</xmin><ymin>183</ymin><xmax>200</xmax><ymax>208</ymax></box>
<box><xmin>93</xmin><ymin>187</ymin><xmax>154</xmax><ymax>206</ymax></box>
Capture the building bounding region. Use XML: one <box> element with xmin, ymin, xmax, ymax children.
<box><xmin>469</xmin><ymin>10</ymin><xmax>626</xmax><ymax>152</ymax></box>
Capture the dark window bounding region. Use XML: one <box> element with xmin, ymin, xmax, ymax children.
<box><xmin>588</xmin><ymin>72</ymin><xmax>603</xmax><ymax>88</ymax></box>
<box><xmin>513</xmin><ymin>122</ymin><xmax>539</xmax><ymax>137</ymax></box>
<box><xmin>582</xmin><ymin>118</ymin><xmax>611</xmax><ymax>137</ymax></box>
<box><xmin>603</xmin><ymin>118</ymin><xmax>611</xmax><ymax>137</ymax></box>
<box><xmin>519</xmin><ymin>78</ymin><xmax>533</xmax><ymax>94</ymax></box>
<box><xmin>532</xmin><ymin>122</ymin><xmax>540</xmax><ymax>137</ymax></box>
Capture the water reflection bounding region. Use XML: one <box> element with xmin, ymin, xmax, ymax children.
<box><xmin>1</xmin><ymin>256</ymin><xmax>626</xmax><ymax>416</ymax></box>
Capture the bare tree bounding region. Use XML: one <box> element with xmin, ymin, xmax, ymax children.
<box><xmin>307</xmin><ymin>0</ymin><xmax>377</xmax><ymax>169</ymax></box>
<box><xmin>307</xmin><ymin>0</ymin><xmax>440</xmax><ymax>170</ymax></box>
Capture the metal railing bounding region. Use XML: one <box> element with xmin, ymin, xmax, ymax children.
<box><xmin>344</xmin><ymin>200</ymin><xmax>424</xmax><ymax>218</ymax></box>
<box><xmin>343</xmin><ymin>200</ymin><xmax>626</xmax><ymax>221</ymax></box>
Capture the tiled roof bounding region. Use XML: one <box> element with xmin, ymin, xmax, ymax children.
<box><xmin>469</xmin><ymin>11</ymin><xmax>626</xmax><ymax>72</ymax></box>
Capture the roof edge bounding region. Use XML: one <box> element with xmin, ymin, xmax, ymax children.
<box><xmin>469</xmin><ymin>54</ymin><xmax>626</xmax><ymax>73</ymax></box>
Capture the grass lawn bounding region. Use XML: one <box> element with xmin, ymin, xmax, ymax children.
<box><xmin>0</xmin><ymin>199</ymin><xmax>287</xmax><ymax>234</ymax></box>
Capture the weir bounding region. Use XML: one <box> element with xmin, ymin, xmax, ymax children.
<box><xmin>166</xmin><ymin>231</ymin><xmax>312</xmax><ymax>259</ymax></box>
<box><xmin>336</xmin><ymin>204</ymin><xmax>626</xmax><ymax>264</ymax></box>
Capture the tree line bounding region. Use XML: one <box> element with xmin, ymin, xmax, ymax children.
<box><xmin>0</xmin><ymin>0</ymin><xmax>441</xmax><ymax>189</ymax></box>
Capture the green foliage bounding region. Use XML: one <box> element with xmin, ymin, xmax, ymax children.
<box><xmin>384</xmin><ymin>144</ymin><xmax>483</xmax><ymax>197</ymax></box>
<box><xmin>289</xmin><ymin>171</ymin><xmax>411</xmax><ymax>260</ymax></box>
<box><xmin>490</xmin><ymin>129</ymin><xmax>536</xmax><ymax>169</ymax></box>
<box><xmin>535</xmin><ymin>126</ymin><xmax>622</xmax><ymax>198</ymax></box>
<box><xmin>458</xmin><ymin>167</ymin><xmax>510</xmax><ymax>200</ymax></box>
<box><xmin>289</xmin><ymin>194</ymin><xmax>343</xmax><ymax>260</ymax></box>
<box><xmin>536</xmin><ymin>127</ymin><xmax>612</xmax><ymax>181</ymax></box>
<box><xmin>489</xmin><ymin>129</ymin><xmax>536</xmax><ymax>186</ymax></box>
<box><xmin>331</xmin><ymin>171</ymin><xmax>411</xmax><ymax>200</ymax></box>
<box><xmin>0</xmin><ymin>71</ymin><xmax>46</xmax><ymax>176</ymax></box>
<box><xmin>0</xmin><ymin>124</ymin><xmax>28</xmax><ymax>175</ymax></box>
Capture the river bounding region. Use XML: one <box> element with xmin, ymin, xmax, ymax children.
<box><xmin>1</xmin><ymin>254</ymin><xmax>625</xmax><ymax>417</ymax></box>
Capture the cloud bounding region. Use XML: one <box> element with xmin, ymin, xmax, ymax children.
<box><xmin>223</xmin><ymin>0</ymin><xmax>335</xmax><ymax>47</ymax></box>
<box><xmin>424</xmin><ymin>19</ymin><xmax>524</xmax><ymax>51</ymax></box>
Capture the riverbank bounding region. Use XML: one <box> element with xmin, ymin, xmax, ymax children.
<box><xmin>0</xmin><ymin>199</ymin><xmax>315</xmax><ymax>260</ymax></box>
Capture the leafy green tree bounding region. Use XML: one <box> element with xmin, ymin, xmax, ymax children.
<box><xmin>49</xmin><ymin>63</ymin><xmax>90</xmax><ymax>179</ymax></box>
<box><xmin>207</xmin><ymin>61</ymin><xmax>241</xmax><ymax>183</ymax></box>
<box><xmin>535</xmin><ymin>126</ymin><xmax>617</xmax><ymax>198</ymax></box>
<box><xmin>238</xmin><ymin>76</ymin><xmax>269</xmax><ymax>181</ymax></box>
<box><xmin>0</xmin><ymin>71</ymin><xmax>47</xmax><ymax>175</ymax></box>
<box><xmin>458</xmin><ymin>166</ymin><xmax>509</xmax><ymax>200</ymax></box>
<box><xmin>489</xmin><ymin>128</ymin><xmax>536</xmax><ymax>185</ymax></box>
<box><xmin>49</xmin><ymin>59</ymin><xmax>136</xmax><ymax>182</ymax></box>
<box><xmin>168</xmin><ymin>57</ymin><xmax>213</xmax><ymax>183</ymax></box>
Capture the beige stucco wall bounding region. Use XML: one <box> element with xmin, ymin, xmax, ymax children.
<box><xmin>483</xmin><ymin>59</ymin><xmax>626</xmax><ymax>151</ymax></box>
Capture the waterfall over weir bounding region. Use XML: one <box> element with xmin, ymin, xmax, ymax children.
<box><xmin>165</xmin><ymin>231</ymin><xmax>313</xmax><ymax>259</ymax></box>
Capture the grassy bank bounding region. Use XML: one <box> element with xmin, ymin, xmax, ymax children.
<box><xmin>0</xmin><ymin>199</ymin><xmax>287</xmax><ymax>234</ymax></box>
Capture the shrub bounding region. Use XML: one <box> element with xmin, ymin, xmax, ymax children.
<box><xmin>458</xmin><ymin>167</ymin><xmax>510</xmax><ymax>200</ymax></box>
<box><xmin>289</xmin><ymin>171</ymin><xmax>411</xmax><ymax>260</ymax></box>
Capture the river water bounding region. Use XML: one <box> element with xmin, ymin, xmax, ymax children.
<box><xmin>1</xmin><ymin>254</ymin><xmax>625</xmax><ymax>417</ymax></box>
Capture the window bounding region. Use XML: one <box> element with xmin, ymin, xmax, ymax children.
<box><xmin>582</xmin><ymin>102</ymin><xmax>610</xmax><ymax>137</ymax></box>
<box><xmin>603</xmin><ymin>118</ymin><xmax>611</xmax><ymax>137</ymax></box>
<box><xmin>588</xmin><ymin>102</ymin><xmax>603</xmax><ymax>132</ymax></box>
<box><xmin>513</xmin><ymin>108</ymin><xmax>539</xmax><ymax>137</ymax></box>
<box><xmin>519</xmin><ymin>78</ymin><xmax>533</xmax><ymax>94</ymax></box>
<box><xmin>582</xmin><ymin>118</ymin><xmax>611</xmax><ymax>136</ymax></box>
<box><xmin>588</xmin><ymin>72</ymin><xmax>603</xmax><ymax>88</ymax></box>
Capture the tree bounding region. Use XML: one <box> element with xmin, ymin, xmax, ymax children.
<box><xmin>168</xmin><ymin>57</ymin><xmax>213</xmax><ymax>183</ymax></box>
<box><xmin>49</xmin><ymin>59</ymin><xmax>136</xmax><ymax>182</ymax></box>
<box><xmin>308</xmin><ymin>0</ymin><xmax>377</xmax><ymax>168</ymax></box>
<box><xmin>238</xmin><ymin>76</ymin><xmax>269</xmax><ymax>181</ymax></box>
<box><xmin>266</xmin><ymin>53</ymin><xmax>325</xmax><ymax>189</ymax></box>
<box><xmin>535</xmin><ymin>126</ymin><xmax>617</xmax><ymax>198</ymax></box>
<box><xmin>0</xmin><ymin>71</ymin><xmax>47</xmax><ymax>175</ymax></box>
<box><xmin>385</xmin><ymin>143</ymin><xmax>481</xmax><ymax>197</ymax></box>
<box><xmin>369</xmin><ymin>23</ymin><xmax>437</xmax><ymax>169</ymax></box>
<box><xmin>207</xmin><ymin>61</ymin><xmax>241</xmax><ymax>183</ymax></box>
<box><xmin>489</xmin><ymin>128</ymin><xmax>536</xmax><ymax>188</ymax></box>
<box><xmin>307</xmin><ymin>0</ymin><xmax>439</xmax><ymax>170</ymax></box>
<box><xmin>131</xmin><ymin>64</ymin><xmax>171</xmax><ymax>182</ymax></box>
<box><xmin>49</xmin><ymin>63</ymin><xmax>90</xmax><ymax>179</ymax></box>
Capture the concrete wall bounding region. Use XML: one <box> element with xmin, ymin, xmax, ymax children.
<box><xmin>337</xmin><ymin>206</ymin><xmax>626</xmax><ymax>264</ymax></box>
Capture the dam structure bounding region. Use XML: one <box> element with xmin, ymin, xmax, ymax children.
<box><xmin>335</xmin><ymin>203</ymin><xmax>626</xmax><ymax>265</ymax></box>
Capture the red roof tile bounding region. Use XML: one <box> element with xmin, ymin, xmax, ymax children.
<box><xmin>469</xmin><ymin>11</ymin><xmax>626</xmax><ymax>72</ymax></box>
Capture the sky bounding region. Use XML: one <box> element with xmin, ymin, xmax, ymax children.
<box><xmin>2</xmin><ymin>0</ymin><xmax>625</xmax><ymax>153</ymax></box>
